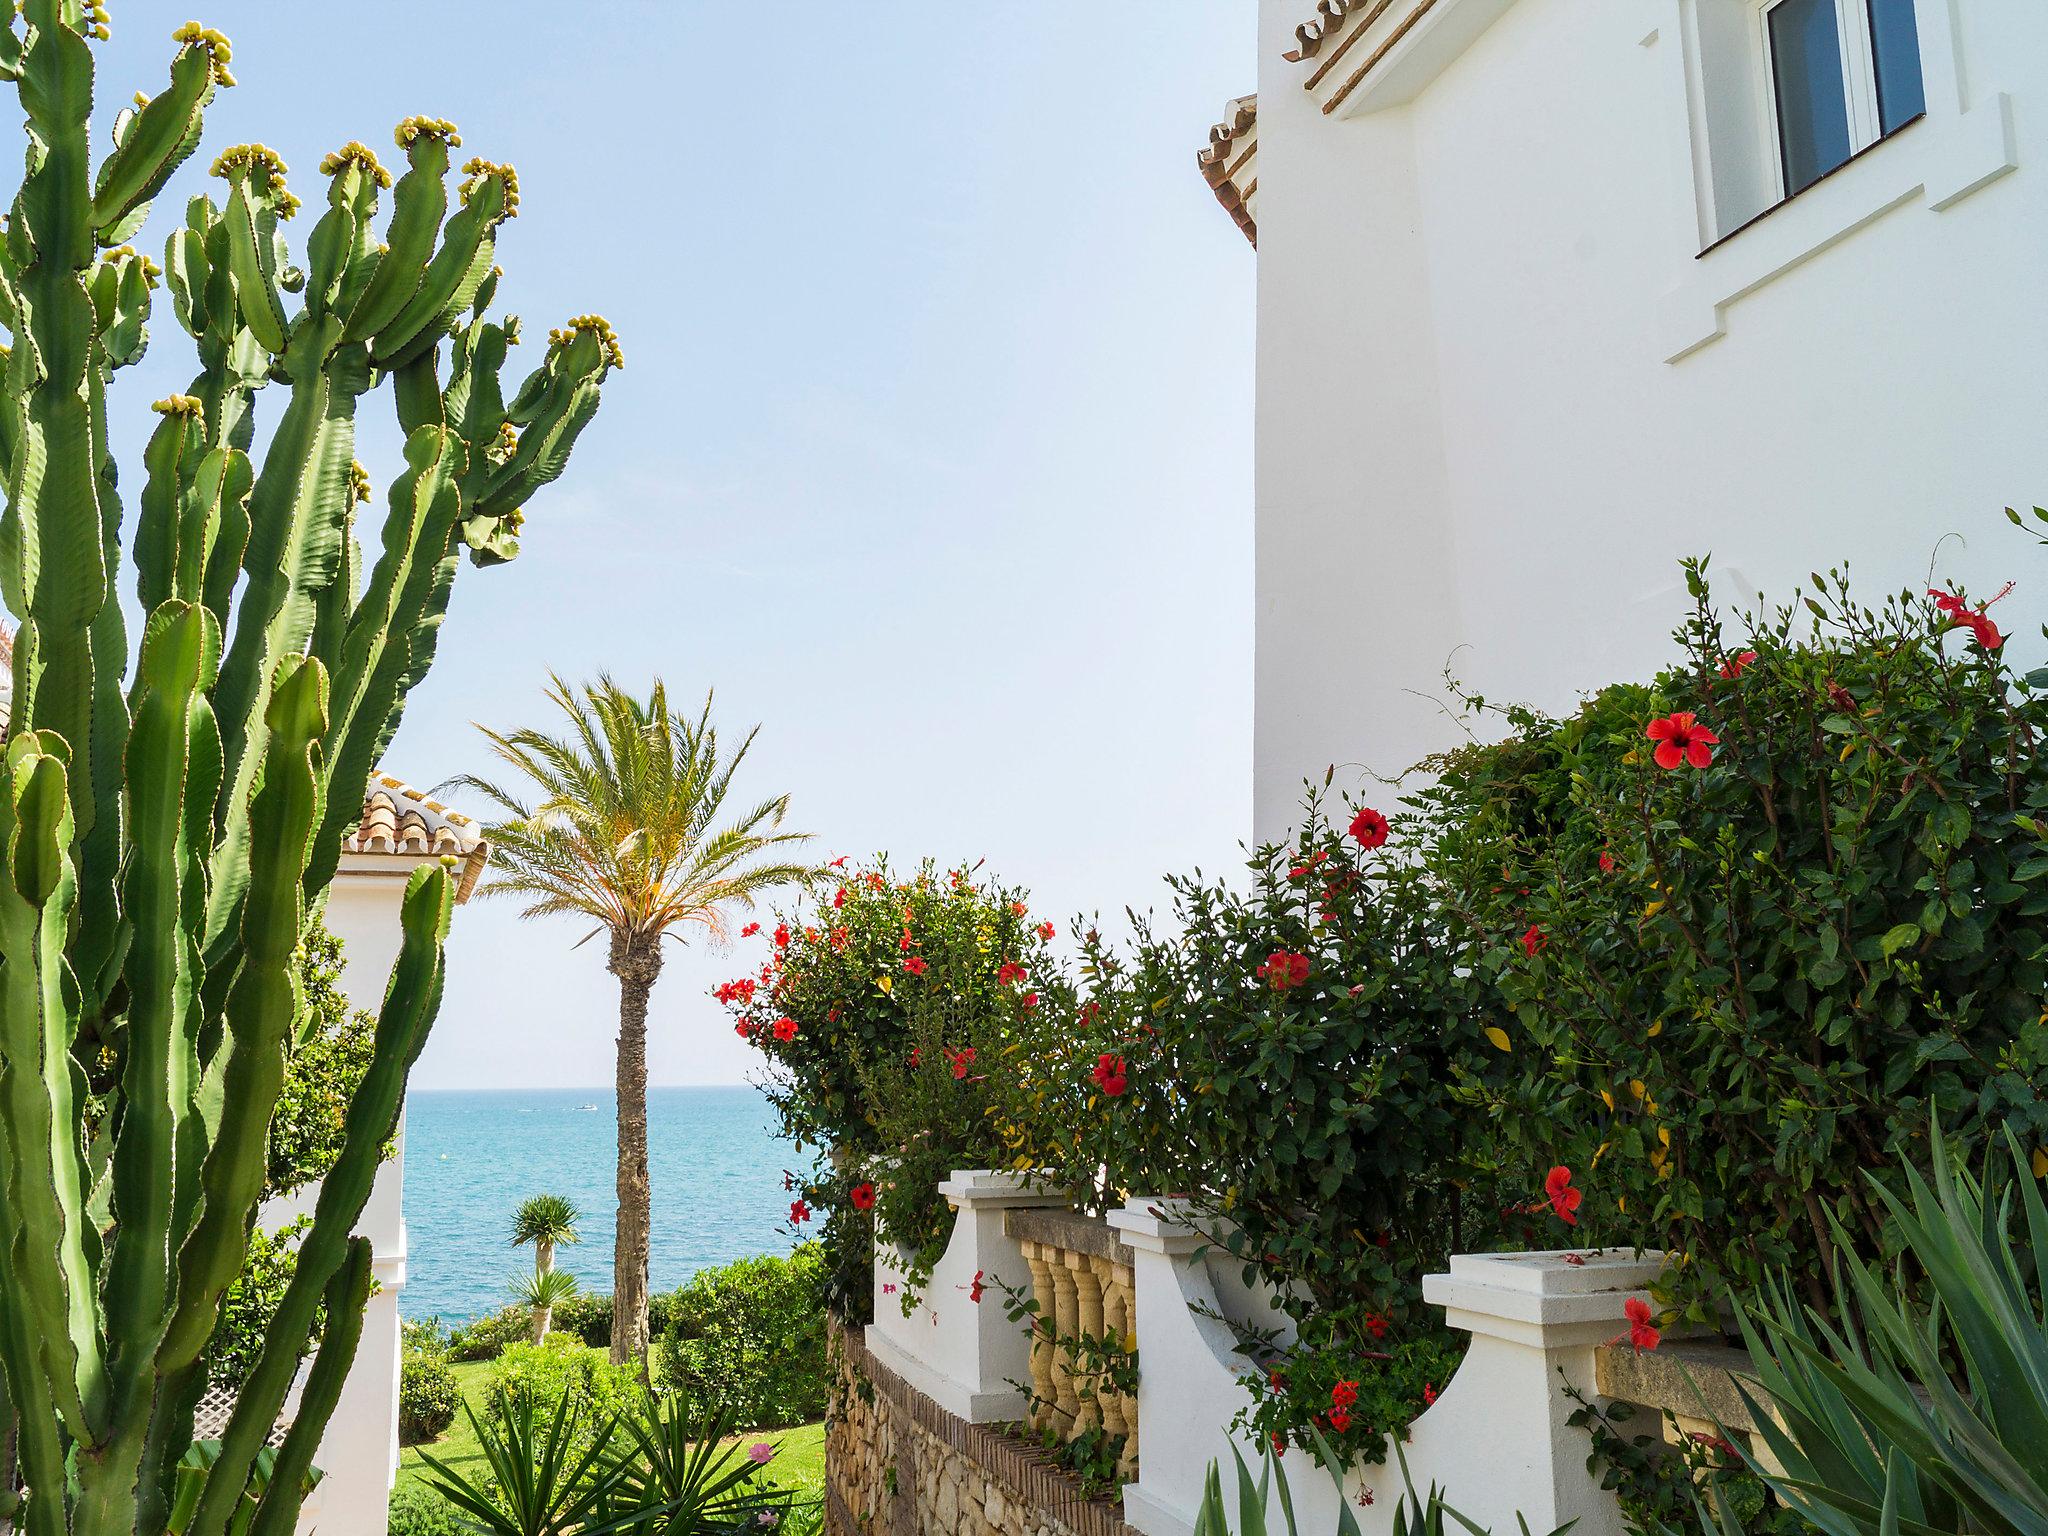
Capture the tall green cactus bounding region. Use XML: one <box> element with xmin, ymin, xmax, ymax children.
<box><xmin>0</xmin><ymin>7</ymin><xmax>617</xmax><ymax>1532</ymax></box>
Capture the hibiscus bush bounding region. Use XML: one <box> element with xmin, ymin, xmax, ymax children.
<box><xmin>727</xmin><ymin>859</ymin><xmax>1062</xmax><ymax>1309</ymax></box>
<box><xmin>1420</xmin><ymin>559</ymin><xmax>2048</xmax><ymax>1318</ymax></box>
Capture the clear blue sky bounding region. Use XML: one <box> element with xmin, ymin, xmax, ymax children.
<box><xmin>101</xmin><ymin>3</ymin><xmax>1257</xmax><ymax>1088</ymax></box>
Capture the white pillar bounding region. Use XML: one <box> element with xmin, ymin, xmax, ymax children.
<box><xmin>863</xmin><ymin>1170</ymin><xmax>1068</xmax><ymax>1422</ymax></box>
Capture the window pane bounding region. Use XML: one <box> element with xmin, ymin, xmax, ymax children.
<box><xmin>1769</xmin><ymin>0</ymin><xmax>1853</xmax><ymax>195</ymax></box>
<box><xmin>1868</xmin><ymin>0</ymin><xmax>1926</xmax><ymax>135</ymax></box>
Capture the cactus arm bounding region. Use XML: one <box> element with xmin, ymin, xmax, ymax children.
<box><xmin>0</xmin><ymin>735</ymin><xmax>107</xmax><ymax>1442</ymax></box>
<box><xmin>135</xmin><ymin>406</ymin><xmax>214</xmax><ymax>614</ymax></box>
<box><xmin>245</xmin><ymin>1237</ymin><xmax>372</xmax><ymax>1536</ymax></box>
<box><xmin>219</xmin><ymin>180</ymin><xmax>288</xmax><ymax>356</ymax></box>
<box><xmin>191</xmin><ymin>861</ymin><xmax>450</xmax><ymax>1536</ymax></box>
<box><xmin>204</xmin><ymin>331</ymin><xmax>362</xmax><ymax>956</ymax></box>
<box><xmin>90</xmin><ymin>35</ymin><xmax>225</xmax><ymax>246</ymax></box>
<box><xmin>341</xmin><ymin>126</ymin><xmax>452</xmax><ymax>341</ymax></box>
<box><xmin>159</xmin><ymin>658</ymin><xmax>327</xmax><ymax>1382</ymax></box>
<box><xmin>75</xmin><ymin>605</ymin><xmax>221</xmax><ymax>1527</ymax></box>
<box><xmin>0</xmin><ymin>1155</ymin><xmax>68</xmax><ymax>1536</ymax></box>
<box><xmin>474</xmin><ymin>322</ymin><xmax>617</xmax><ymax>516</ymax></box>
<box><xmin>368</xmin><ymin>169</ymin><xmax>509</xmax><ymax>371</ymax></box>
<box><xmin>305</xmin><ymin>424</ymin><xmax>460</xmax><ymax>896</ymax></box>
<box><xmin>305</xmin><ymin>149</ymin><xmax>384</xmax><ymax>318</ymax></box>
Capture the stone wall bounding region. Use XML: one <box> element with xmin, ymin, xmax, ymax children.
<box><xmin>827</xmin><ymin>1323</ymin><xmax>1138</xmax><ymax>1536</ymax></box>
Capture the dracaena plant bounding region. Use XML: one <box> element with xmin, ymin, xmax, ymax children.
<box><xmin>0</xmin><ymin>6</ymin><xmax>616</xmax><ymax>1533</ymax></box>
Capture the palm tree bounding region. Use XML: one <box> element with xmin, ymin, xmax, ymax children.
<box><xmin>511</xmin><ymin>1193</ymin><xmax>582</xmax><ymax>1342</ymax></box>
<box><xmin>455</xmin><ymin>677</ymin><xmax>813</xmax><ymax>1370</ymax></box>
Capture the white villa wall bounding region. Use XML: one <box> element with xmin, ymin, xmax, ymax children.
<box><xmin>1251</xmin><ymin>0</ymin><xmax>2048</xmax><ymax>839</ymax></box>
<box><xmin>257</xmin><ymin>855</ymin><xmax>434</xmax><ymax>1534</ymax></box>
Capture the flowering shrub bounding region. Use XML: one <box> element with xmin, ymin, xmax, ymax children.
<box><xmin>1420</xmin><ymin>560</ymin><xmax>2048</xmax><ymax>1317</ymax></box>
<box><xmin>728</xmin><ymin>859</ymin><xmax>1061</xmax><ymax>1306</ymax></box>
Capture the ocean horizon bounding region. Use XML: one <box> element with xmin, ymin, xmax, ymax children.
<box><xmin>401</xmin><ymin>1083</ymin><xmax>798</xmax><ymax>1325</ymax></box>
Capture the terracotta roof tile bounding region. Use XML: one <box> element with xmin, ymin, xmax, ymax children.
<box><xmin>1282</xmin><ymin>0</ymin><xmax>1443</xmax><ymax>115</ymax></box>
<box><xmin>345</xmin><ymin>772</ymin><xmax>490</xmax><ymax>902</ymax></box>
<box><xmin>1198</xmin><ymin>94</ymin><xmax>1258</xmax><ymax>248</ymax></box>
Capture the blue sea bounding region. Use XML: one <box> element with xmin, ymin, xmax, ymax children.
<box><xmin>401</xmin><ymin>1086</ymin><xmax>799</xmax><ymax>1324</ymax></box>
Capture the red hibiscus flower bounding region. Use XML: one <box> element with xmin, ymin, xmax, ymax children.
<box><xmin>1349</xmin><ymin>807</ymin><xmax>1390</xmax><ymax>849</ymax></box>
<box><xmin>908</xmin><ymin>1047</ymin><xmax>921</xmax><ymax>1067</ymax></box>
<box><xmin>969</xmin><ymin>1270</ymin><xmax>986</xmax><ymax>1304</ymax></box>
<box><xmin>1645</xmin><ymin>712</ymin><xmax>1720</xmax><ymax>770</ymax></box>
<box><xmin>1422</xmin><ymin>1382</ymin><xmax>1438</xmax><ymax>1407</ymax></box>
<box><xmin>1080</xmin><ymin>1001</ymin><xmax>1100</xmax><ymax>1026</ymax></box>
<box><xmin>1624</xmin><ymin>1296</ymin><xmax>1661</xmax><ymax>1352</ymax></box>
<box><xmin>827</xmin><ymin>1007</ymin><xmax>841</xmax><ymax>1023</ymax></box>
<box><xmin>904</xmin><ymin>956</ymin><xmax>928</xmax><ymax>977</ymax></box>
<box><xmin>772</xmin><ymin>1016</ymin><xmax>798</xmax><ymax>1042</ymax></box>
<box><xmin>948</xmin><ymin>1047</ymin><xmax>977</xmax><ymax>1080</ymax></box>
<box><xmin>828</xmin><ymin>856</ymin><xmax>849</xmax><ymax>869</ymax></box>
<box><xmin>774</xmin><ymin>923</ymin><xmax>791</xmax><ymax>948</ymax></box>
<box><xmin>1545</xmin><ymin>1166</ymin><xmax>1583</xmax><ymax>1226</ymax></box>
<box><xmin>789</xmin><ymin>1199</ymin><xmax>811</xmax><ymax>1224</ymax></box>
<box><xmin>996</xmin><ymin>961</ymin><xmax>1027</xmax><ymax>987</ymax></box>
<box><xmin>1092</xmin><ymin>1054</ymin><xmax>1128</xmax><ymax>1097</ymax></box>
<box><xmin>741</xmin><ymin>922</ymin><xmax>761</xmax><ymax>938</ymax></box>
<box><xmin>1716</xmin><ymin>651</ymin><xmax>1758</xmax><ymax>680</ymax></box>
<box><xmin>849</xmin><ymin>1181</ymin><xmax>877</xmax><ymax>1212</ymax></box>
<box><xmin>1598</xmin><ymin>850</ymin><xmax>1615</xmax><ymax>873</ymax></box>
<box><xmin>1327</xmin><ymin>1406</ymin><xmax>1352</xmax><ymax>1434</ymax></box>
<box><xmin>899</xmin><ymin>927</ymin><xmax>913</xmax><ymax>952</ymax></box>
<box><xmin>1258</xmin><ymin>951</ymin><xmax>1310</xmax><ymax>993</ymax></box>
<box><xmin>1521</xmin><ymin>924</ymin><xmax>1545</xmax><ymax>958</ymax></box>
<box><xmin>1021</xmin><ymin>992</ymin><xmax>1039</xmax><ymax>1011</ymax></box>
<box><xmin>1331</xmin><ymin>1380</ymin><xmax>1359</xmax><ymax>1409</ymax></box>
<box><xmin>1037</xmin><ymin>921</ymin><xmax>1056</xmax><ymax>941</ymax></box>
<box><xmin>1930</xmin><ymin>585</ymin><xmax>2012</xmax><ymax>652</ymax></box>
<box><xmin>734</xmin><ymin>1020</ymin><xmax>754</xmax><ymax>1040</ymax></box>
<box><xmin>1010</xmin><ymin>902</ymin><xmax>1028</xmax><ymax>917</ymax></box>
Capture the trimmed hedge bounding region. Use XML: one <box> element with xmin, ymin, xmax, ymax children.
<box><xmin>659</xmin><ymin>1245</ymin><xmax>828</xmax><ymax>1428</ymax></box>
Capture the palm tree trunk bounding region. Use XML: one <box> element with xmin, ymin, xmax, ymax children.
<box><xmin>608</xmin><ymin>932</ymin><xmax>663</xmax><ymax>1373</ymax></box>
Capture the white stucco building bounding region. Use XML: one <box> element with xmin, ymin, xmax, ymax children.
<box><xmin>241</xmin><ymin>775</ymin><xmax>487</xmax><ymax>1533</ymax></box>
<box><xmin>1208</xmin><ymin>0</ymin><xmax>2048</xmax><ymax>840</ymax></box>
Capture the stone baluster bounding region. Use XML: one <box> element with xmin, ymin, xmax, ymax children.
<box><xmin>1049</xmin><ymin>1248</ymin><xmax>1081</xmax><ymax>1432</ymax></box>
<box><xmin>1109</xmin><ymin>1259</ymin><xmax>1140</xmax><ymax>1480</ymax></box>
<box><xmin>1091</xmin><ymin>1256</ymin><xmax>1130</xmax><ymax>1448</ymax></box>
<box><xmin>1020</xmin><ymin>1239</ymin><xmax>1061</xmax><ymax>1432</ymax></box>
<box><xmin>1069</xmin><ymin>1250</ymin><xmax>1106</xmax><ymax>1436</ymax></box>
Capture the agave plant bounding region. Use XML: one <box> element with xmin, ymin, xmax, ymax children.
<box><xmin>595</xmin><ymin>1392</ymin><xmax>799</xmax><ymax>1536</ymax></box>
<box><xmin>418</xmin><ymin>1398</ymin><xmax>628</xmax><ymax>1536</ymax></box>
<box><xmin>0</xmin><ymin>5</ymin><xmax>615</xmax><ymax>1532</ymax></box>
<box><xmin>1708</xmin><ymin>1127</ymin><xmax>2048</xmax><ymax>1536</ymax></box>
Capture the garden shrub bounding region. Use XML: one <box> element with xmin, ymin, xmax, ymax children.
<box><xmin>447</xmin><ymin>1305</ymin><xmax>531</xmax><ymax>1363</ymax></box>
<box><xmin>659</xmin><ymin>1245</ymin><xmax>829</xmax><ymax>1427</ymax></box>
<box><xmin>386</xmin><ymin>1485</ymin><xmax>466</xmax><ymax>1536</ymax></box>
<box><xmin>398</xmin><ymin>1347</ymin><xmax>459</xmax><ymax>1445</ymax></box>
<box><xmin>1418</xmin><ymin>562</ymin><xmax>2048</xmax><ymax>1320</ymax></box>
<box><xmin>726</xmin><ymin>859</ymin><xmax>1062</xmax><ymax>1313</ymax></box>
<box><xmin>549</xmin><ymin>1287</ymin><xmax>673</xmax><ymax>1349</ymax></box>
<box><xmin>481</xmin><ymin>1336</ymin><xmax>642</xmax><ymax>1435</ymax></box>
<box><xmin>270</xmin><ymin>915</ymin><xmax>382</xmax><ymax>1198</ymax></box>
<box><xmin>204</xmin><ymin>1221</ymin><xmax>319</xmax><ymax>1389</ymax></box>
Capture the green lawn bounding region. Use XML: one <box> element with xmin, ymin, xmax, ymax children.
<box><xmin>397</xmin><ymin>1359</ymin><xmax>826</xmax><ymax>1500</ymax></box>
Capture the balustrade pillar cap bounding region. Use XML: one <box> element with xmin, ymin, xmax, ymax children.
<box><xmin>1423</xmin><ymin>1249</ymin><xmax>1673</xmax><ymax>1340</ymax></box>
<box><xmin>1106</xmin><ymin>1195</ymin><xmax>1211</xmax><ymax>1254</ymax></box>
<box><xmin>937</xmin><ymin>1169</ymin><xmax>1071</xmax><ymax>1209</ymax></box>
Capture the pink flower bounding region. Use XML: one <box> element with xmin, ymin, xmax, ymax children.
<box><xmin>1645</xmin><ymin>712</ymin><xmax>1720</xmax><ymax>771</ymax></box>
<box><xmin>1348</xmin><ymin>807</ymin><xmax>1390</xmax><ymax>849</ymax></box>
<box><xmin>748</xmin><ymin>1442</ymin><xmax>777</xmax><ymax>1465</ymax></box>
<box><xmin>1624</xmin><ymin>1296</ymin><xmax>1661</xmax><ymax>1352</ymax></box>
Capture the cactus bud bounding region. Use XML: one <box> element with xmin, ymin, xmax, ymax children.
<box><xmin>348</xmin><ymin>460</ymin><xmax>373</xmax><ymax>505</ymax></box>
<box><xmin>150</xmin><ymin>394</ymin><xmax>206</xmax><ymax>416</ymax></box>
<box><xmin>393</xmin><ymin>115</ymin><xmax>462</xmax><ymax>150</ymax></box>
<box><xmin>548</xmin><ymin>314</ymin><xmax>624</xmax><ymax>371</ymax></box>
<box><xmin>210</xmin><ymin>142</ymin><xmax>300</xmax><ymax>217</ymax></box>
<box><xmin>170</xmin><ymin>20</ymin><xmax>235</xmax><ymax>86</ymax></box>
<box><xmin>487</xmin><ymin>422</ymin><xmax>518</xmax><ymax>467</ymax></box>
<box><xmin>319</xmin><ymin>140</ymin><xmax>393</xmax><ymax>190</ymax></box>
<box><xmin>459</xmin><ymin>157</ymin><xmax>520</xmax><ymax>222</ymax></box>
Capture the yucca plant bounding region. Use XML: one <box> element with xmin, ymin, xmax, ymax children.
<box><xmin>595</xmin><ymin>1392</ymin><xmax>798</xmax><ymax>1535</ymax></box>
<box><xmin>514</xmin><ymin>1269</ymin><xmax>583</xmax><ymax>1346</ymax></box>
<box><xmin>0</xmin><ymin>5</ymin><xmax>616</xmax><ymax>1533</ymax></box>
<box><xmin>1708</xmin><ymin>1127</ymin><xmax>2048</xmax><ymax>1536</ymax></box>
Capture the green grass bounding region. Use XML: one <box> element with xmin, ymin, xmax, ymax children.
<box><xmin>397</xmin><ymin>1357</ymin><xmax>826</xmax><ymax>1500</ymax></box>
